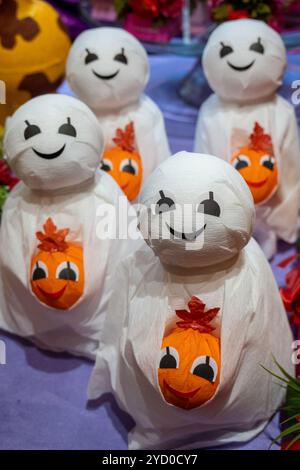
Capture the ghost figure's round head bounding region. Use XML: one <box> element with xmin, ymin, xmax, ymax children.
<box><xmin>66</xmin><ymin>27</ymin><xmax>149</xmax><ymax>114</ymax></box>
<box><xmin>202</xmin><ymin>19</ymin><xmax>286</xmax><ymax>104</ymax></box>
<box><xmin>138</xmin><ymin>152</ymin><xmax>255</xmax><ymax>269</ymax></box>
<box><xmin>4</xmin><ymin>94</ymin><xmax>104</xmax><ymax>191</ymax></box>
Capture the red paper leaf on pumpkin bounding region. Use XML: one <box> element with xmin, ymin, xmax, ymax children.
<box><xmin>175</xmin><ymin>296</ymin><xmax>220</xmax><ymax>333</ymax></box>
<box><xmin>36</xmin><ymin>218</ymin><xmax>70</xmax><ymax>252</ymax></box>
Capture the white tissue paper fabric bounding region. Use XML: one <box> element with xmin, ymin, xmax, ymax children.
<box><xmin>88</xmin><ymin>152</ymin><xmax>293</xmax><ymax>449</ymax></box>
<box><xmin>0</xmin><ymin>94</ymin><xmax>137</xmax><ymax>359</ymax></box>
<box><xmin>194</xmin><ymin>19</ymin><xmax>300</xmax><ymax>259</ymax></box>
<box><xmin>66</xmin><ymin>27</ymin><xmax>170</xmax><ymax>183</ymax></box>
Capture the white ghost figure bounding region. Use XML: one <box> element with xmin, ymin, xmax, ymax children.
<box><xmin>89</xmin><ymin>152</ymin><xmax>293</xmax><ymax>450</ymax></box>
<box><xmin>66</xmin><ymin>27</ymin><xmax>170</xmax><ymax>195</ymax></box>
<box><xmin>194</xmin><ymin>19</ymin><xmax>300</xmax><ymax>259</ymax></box>
<box><xmin>0</xmin><ymin>94</ymin><xmax>139</xmax><ymax>359</ymax></box>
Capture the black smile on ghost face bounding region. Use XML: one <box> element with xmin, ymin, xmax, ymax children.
<box><xmin>24</xmin><ymin>117</ymin><xmax>77</xmax><ymax>160</ymax></box>
<box><xmin>92</xmin><ymin>69</ymin><xmax>120</xmax><ymax>81</ymax></box>
<box><xmin>165</xmin><ymin>222</ymin><xmax>207</xmax><ymax>241</ymax></box>
<box><xmin>32</xmin><ymin>144</ymin><xmax>66</xmax><ymax>160</ymax></box>
<box><xmin>227</xmin><ymin>60</ymin><xmax>255</xmax><ymax>71</ymax></box>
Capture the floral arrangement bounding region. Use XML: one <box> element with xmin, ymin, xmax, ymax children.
<box><xmin>207</xmin><ymin>0</ymin><xmax>296</xmax><ymax>30</ymax></box>
<box><xmin>114</xmin><ymin>0</ymin><xmax>197</xmax><ymax>23</ymax></box>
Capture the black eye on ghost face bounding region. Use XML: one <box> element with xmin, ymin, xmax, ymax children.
<box><xmin>155</xmin><ymin>190</ymin><xmax>176</xmax><ymax>214</ymax></box>
<box><xmin>24</xmin><ymin>120</ymin><xmax>41</xmax><ymax>140</ymax></box>
<box><xmin>85</xmin><ymin>48</ymin><xmax>99</xmax><ymax>65</ymax></box>
<box><xmin>198</xmin><ymin>191</ymin><xmax>221</xmax><ymax>217</ymax></box>
<box><xmin>58</xmin><ymin>117</ymin><xmax>77</xmax><ymax>137</ymax></box>
<box><xmin>219</xmin><ymin>42</ymin><xmax>233</xmax><ymax>58</ymax></box>
<box><xmin>159</xmin><ymin>346</ymin><xmax>179</xmax><ymax>369</ymax></box>
<box><xmin>249</xmin><ymin>37</ymin><xmax>264</xmax><ymax>54</ymax></box>
<box><xmin>114</xmin><ymin>48</ymin><xmax>128</xmax><ymax>65</ymax></box>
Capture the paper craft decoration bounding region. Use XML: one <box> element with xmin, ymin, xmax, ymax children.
<box><xmin>0</xmin><ymin>0</ymin><xmax>71</xmax><ymax>127</ymax></box>
<box><xmin>101</xmin><ymin>122</ymin><xmax>143</xmax><ymax>201</ymax></box>
<box><xmin>0</xmin><ymin>93</ymin><xmax>136</xmax><ymax>359</ymax></box>
<box><xmin>231</xmin><ymin>122</ymin><xmax>278</xmax><ymax>204</ymax></box>
<box><xmin>66</xmin><ymin>27</ymin><xmax>170</xmax><ymax>183</ymax></box>
<box><xmin>30</xmin><ymin>218</ymin><xmax>84</xmax><ymax>310</ymax></box>
<box><xmin>194</xmin><ymin>19</ymin><xmax>300</xmax><ymax>260</ymax></box>
<box><xmin>158</xmin><ymin>296</ymin><xmax>220</xmax><ymax>410</ymax></box>
<box><xmin>89</xmin><ymin>152</ymin><xmax>293</xmax><ymax>449</ymax></box>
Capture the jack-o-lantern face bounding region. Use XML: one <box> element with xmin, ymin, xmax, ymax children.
<box><xmin>158</xmin><ymin>296</ymin><xmax>221</xmax><ymax>410</ymax></box>
<box><xmin>100</xmin><ymin>122</ymin><xmax>143</xmax><ymax>201</ymax></box>
<box><xmin>30</xmin><ymin>218</ymin><xmax>84</xmax><ymax>310</ymax></box>
<box><xmin>231</xmin><ymin>122</ymin><xmax>278</xmax><ymax>204</ymax></box>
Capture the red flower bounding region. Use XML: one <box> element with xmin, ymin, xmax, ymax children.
<box><xmin>0</xmin><ymin>159</ymin><xmax>19</xmax><ymax>190</ymax></box>
<box><xmin>279</xmin><ymin>255</ymin><xmax>300</xmax><ymax>325</ymax></box>
<box><xmin>228</xmin><ymin>9</ymin><xmax>249</xmax><ymax>20</ymax></box>
<box><xmin>128</xmin><ymin>0</ymin><xmax>183</xmax><ymax>19</ymax></box>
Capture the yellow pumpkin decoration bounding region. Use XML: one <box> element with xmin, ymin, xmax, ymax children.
<box><xmin>101</xmin><ymin>122</ymin><xmax>143</xmax><ymax>201</ymax></box>
<box><xmin>0</xmin><ymin>0</ymin><xmax>71</xmax><ymax>126</ymax></box>
<box><xmin>158</xmin><ymin>296</ymin><xmax>220</xmax><ymax>410</ymax></box>
<box><xmin>30</xmin><ymin>218</ymin><xmax>84</xmax><ymax>310</ymax></box>
<box><xmin>231</xmin><ymin>122</ymin><xmax>278</xmax><ymax>205</ymax></box>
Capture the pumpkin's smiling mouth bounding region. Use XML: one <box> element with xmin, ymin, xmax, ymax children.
<box><xmin>92</xmin><ymin>69</ymin><xmax>119</xmax><ymax>80</ymax></box>
<box><xmin>37</xmin><ymin>284</ymin><xmax>67</xmax><ymax>300</ymax></box>
<box><xmin>33</xmin><ymin>144</ymin><xmax>66</xmax><ymax>160</ymax></box>
<box><xmin>245</xmin><ymin>177</ymin><xmax>268</xmax><ymax>188</ymax></box>
<box><xmin>164</xmin><ymin>380</ymin><xmax>200</xmax><ymax>399</ymax></box>
<box><xmin>165</xmin><ymin>222</ymin><xmax>206</xmax><ymax>241</ymax></box>
<box><xmin>227</xmin><ymin>60</ymin><xmax>255</xmax><ymax>71</ymax></box>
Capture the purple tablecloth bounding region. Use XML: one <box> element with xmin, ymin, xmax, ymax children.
<box><xmin>0</xmin><ymin>53</ymin><xmax>298</xmax><ymax>450</ymax></box>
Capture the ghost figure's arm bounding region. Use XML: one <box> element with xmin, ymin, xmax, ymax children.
<box><xmin>267</xmin><ymin>101</ymin><xmax>300</xmax><ymax>242</ymax></box>
<box><xmin>135</xmin><ymin>96</ymin><xmax>171</xmax><ymax>181</ymax></box>
<box><xmin>194</xmin><ymin>104</ymin><xmax>211</xmax><ymax>154</ymax></box>
<box><xmin>88</xmin><ymin>260</ymin><xmax>130</xmax><ymax>399</ymax></box>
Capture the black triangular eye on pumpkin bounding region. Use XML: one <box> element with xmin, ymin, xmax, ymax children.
<box><xmin>191</xmin><ymin>356</ymin><xmax>218</xmax><ymax>383</ymax></box>
<box><xmin>155</xmin><ymin>190</ymin><xmax>176</xmax><ymax>215</ymax></box>
<box><xmin>58</xmin><ymin>118</ymin><xmax>77</xmax><ymax>137</ymax></box>
<box><xmin>56</xmin><ymin>261</ymin><xmax>79</xmax><ymax>282</ymax></box>
<box><xmin>32</xmin><ymin>261</ymin><xmax>48</xmax><ymax>280</ymax></box>
<box><xmin>101</xmin><ymin>159</ymin><xmax>113</xmax><ymax>172</ymax></box>
<box><xmin>260</xmin><ymin>155</ymin><xmax>275</xmax><ymax>171</ymax></box>
<box><xmin>233</xmin><ymin>155</ymin><xmax>250</xmax><ymax>171</ymax></box>
<box><xmin>85</xmin><ymin>48</ymin><xmax>99</xmax><ymax>65</ymax></box>
<box><xmin>120</xmin><ymin>159</ymin><xmax>138</xmax><ymax>175</ymax></box>
<box><xmin>24</xmin><ymin>120</ymin><xmax>41</xmax><ymax>140</ymax></box>
<box><xmin>198</xmin><ymin>192</ymin><xmax>221</xmax><ymax>217</ymax></box>
<box><xmin>114</xmin><ymin>48</ymin><xmax>128</xmax><ymax>65</ymax></box>
<box><xmin>249</xmin><ymin>38</ymin><xmax>264</xmax><ymax>54</ymax></box>
<box><xmin>159</xmin><ymin>346</ymin><xmax>179</xmax><ymax>369</ymax></box>
<box><xmin>220</xmin><ymin>42</ymin><xmax>233</xmax><ymax>58</ymax></box>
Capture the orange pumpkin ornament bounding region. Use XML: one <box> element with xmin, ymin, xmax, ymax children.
<box><xmin>158</xmin><ymin>296</ymin><xmax>220</xmax><ymax>410</ymax></box>
<box><xmin>231</xmin><ymin>122</ymin><xmax>278</xmax><ymax>205</ymax></box>
<box><xmin>30</xmin><ymin>218</ymin><xmax>84</xmax><ymax>310</ymax></box>
<box><xmin>101</xmin><ymin>122</ymin><xmax>143</xmax><ymax>201</ymax></box>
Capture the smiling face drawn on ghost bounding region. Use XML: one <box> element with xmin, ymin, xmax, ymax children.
<box><xmin>66</xmin><ymin>27</ymin><xmax>149</xmax><ymax>113</ymax></box>
<box><xmin>4</xmin><ymin>94</ymin><xmax>104</xmax><ymax>191</ymax></box>
<box><xmin>138</xmin><ymin>152</ymin><xmax>254</xmax><ymax>269</ymax></box>
<box><xmin>202</xmin><ymin>19</ymin><xmax>286</xmax><ymax>103</ymax></box>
